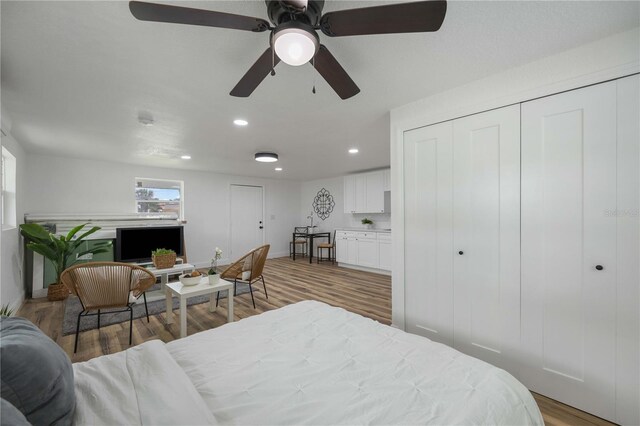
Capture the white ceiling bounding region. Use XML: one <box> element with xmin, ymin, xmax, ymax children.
<box><xmin>1</xmin><ymin>1</ymin><xmax>638</xmax><ymax>180</ymax></box>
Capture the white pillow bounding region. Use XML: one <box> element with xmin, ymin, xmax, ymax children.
<box><xmin>242</xmin><ymin>270</ymin><xmax>251</xmax><ymax>281</ymax></box>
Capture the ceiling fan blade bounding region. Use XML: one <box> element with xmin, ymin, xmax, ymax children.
<box><xmin>320</xmin><ymin>1</ymin><xmax>447</xmax><ymax>37</ymax></box>
<box><xmin>313</xmin><ymin>45</ymin><xmax>360</xmax><ymax>100</ymax></box>
<box><xmin>129</xmin><ymin>1</ymin><xmax>270</xmax><ymax>32</ymax></box>
<box><xmin>230</xmin><ymin>47</ymin><xmax>281</xmax><ymax>97</ymax></box>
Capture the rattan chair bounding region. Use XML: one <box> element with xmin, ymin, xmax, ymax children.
<box><xmin>60</xmin><ymin>262</ymin><xmax>156</xmax><ymax>353</ymax></box>
<box><xmin>317</xmin><ymin>230</ymin><xmax>337</xmax><ymax>264</ymax></box>
<box><xmin>217</xmin><ymin>244</ymin><xmax>270</xmax><ymax>309</ymax></box>
<box><xmin>289</xmin><ymin>227</ymin><xmax>309</xmax><ymax>258</ymax></box>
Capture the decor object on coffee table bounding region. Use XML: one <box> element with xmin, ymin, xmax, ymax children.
<box><xmin>152</xmin><ymin>248</ymin><xmax>176</xmax><ymax>269</ymax></box>
<box><xmin>20</xmin><ymin>223</ymin><xmax>112</xmax><ymax>301</ymax></box>
<box><xmin>208</xmin><ymin>247</ymin><xmax>222</xmax><ymax>276</ymax></box>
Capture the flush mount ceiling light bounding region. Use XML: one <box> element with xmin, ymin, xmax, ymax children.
<box><xmin>255</xmin><ymin>152</ymin><xmax>279</xmax><ymax>162</ymax></box>
<box><xmin>180</xmin><ymin>155</ymin><xmax>191</xmax><ymax>160</ymax></box>
<box><xmin>275</xmin><ymin>167</ymin><xmax>283</xmax><ymax>171</ymax></box>
<box><xmin>348</xmin><ymin>148</ymin><xmax>359</xmax><ymax>154</ymax></box>
<box><xmin>272</xmin><ymin>22</ymin><xmax>319</xmax><ymax>66</ymax></box>
<box><xmin>233</xmin><ymin>119</ymin><xmax>248</xmax><ymax>126</ymax></box>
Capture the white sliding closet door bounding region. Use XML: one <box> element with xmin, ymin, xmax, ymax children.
<box><xmin>452</xmin><ymin>105</ymin><xmax>521</xmax><ymax>372</ymax></box>
<box><xmin>403</xmin><ymin>121</ymin><xmax>454</xmax><ymax>346</ymax></box>
<box><xmin>521</xmin><ymin>82</ymin><xmax>617</xmax><ymax>420</ymax></box>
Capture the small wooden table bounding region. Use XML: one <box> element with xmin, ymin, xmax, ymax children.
<box><xmin>165</xmin><ymin>276</ymin><xmax>234</xmax><ymax>338</ymax></box>
<box><xmin>292</xmin><ymin>231</ymin><xmax>331</xmax><ymax>263</ymax></box>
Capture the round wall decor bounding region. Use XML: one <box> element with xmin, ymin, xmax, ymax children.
<box><xmin>312</xmin><ymin>188</ymin><xmax>335</xmax><ymax>220</ymax></box>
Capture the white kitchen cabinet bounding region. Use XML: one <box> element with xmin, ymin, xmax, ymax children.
<box><xmin>355</xmin><ymin>233</ymin><xmax>378</xmax><ymax>268</ymax></box>
<box><xmin>521</xmin><ymin>81</ymin><xmax>618</xmax><ymax>420</ymax></box>
<box><xmin>452</xmin><ymin>104</ymin><xmax>521</xmax><ymax>373</ymax></box>
<box><xmin>343</xmin><ymin>169</ymin><xmax>388</xmax><ymax>213</ymax></box>
<box><xmin>343</xmin><ymin>176</ymin><xmax>356</xmax><ymax>214</ymax></box>
<box><xmin>377</xmin><ymin>235</ymin><xmax>391</xmax><ymax>270</ymax></box>
<box><xmin>335</xmin><ymin>233</ymin><xmax>347</xmax><ymax>263</ymax></box>
<box><xmin>365</xmin><ymin>172</ymin><xmax>385</xmax><ymax>213</ymax></box>
<box><xmin>335</xmin><ymin>230</ymin><xmax>391</xmax><ymax>272</ymax></box>
<box><xmin>382</xmin><ymin>169</ymin><xmax>391</xmax><ymax>192</ymax></box>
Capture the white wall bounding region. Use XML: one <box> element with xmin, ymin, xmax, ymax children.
<box><xmin>1</xmin><ymin>123</ymin><xmax>27</xmax><ymax>310</ymax></box>
<box><xmin>25</xmin><ymin>154</ymin><xmax>301</xmax><ymax>267</ymax></box>
<box><xmin>390</xmin><ymin>27</ymin><xmax>640</xmax><ymax>329</ymax></box>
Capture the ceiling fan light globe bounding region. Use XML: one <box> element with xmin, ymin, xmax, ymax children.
<box><xmin>273</xmin><ymin>28</ymin><xmax>318</xmax><ymax>66</ymax></box>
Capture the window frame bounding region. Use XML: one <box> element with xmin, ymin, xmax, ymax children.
<box><xmin>1</xmin><ymin>146</ymin><xmax>17</xmax><ymax>231</ymax></box>
<box><xmin>134</xmin><ymin>177</ymin><xmax>184</xmax><ymax>221</ymax></box>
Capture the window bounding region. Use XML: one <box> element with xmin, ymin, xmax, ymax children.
<box><xmin>1</xmin><ymin>146</ymin><xmax>17</xmax><ymax>230</ymax></box>
<box><xmin>135</xmin><ymin>178</ymin><xmax>184</xmax><ymax>219</ymax></box>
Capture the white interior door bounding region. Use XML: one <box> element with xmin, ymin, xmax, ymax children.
<box><xmin>521</xmin><ymin>82</ymin><xmax>617</xmax><ymax>420</ymax></box>
<box><xmin>452</xmin><ymin>104</ymin><xmax>521</xmax><ymax>372</ymax></box>
<box><xmin>229</xmin><ymin>185</ymin><xmax>264</xmax><ymax>260</ymax></box>
<box><xmin>403</xmin><ymin>121</ymin><xmax>454</xmax><ymax>346</ymax></box>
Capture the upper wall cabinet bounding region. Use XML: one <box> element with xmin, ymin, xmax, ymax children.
<box><xmin>344</xmin><ymin>169</ymin><xmax>389</xmax><ymax>214</ymax></box>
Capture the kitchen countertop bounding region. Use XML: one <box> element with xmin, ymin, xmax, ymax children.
<box><xmin>336</xmin><ymin>228</ymin><xmax>391</xmax><ymax>233</ymax></box>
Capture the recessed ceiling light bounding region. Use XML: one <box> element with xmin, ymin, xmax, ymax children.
<box><xmin>255</xmin><ymin>152</ymin><xmax>278</xmax><ymax>162</ymax></box>
<box><xmin>348</xmin><ymin>148</ymin><xmax>359</xmax><ymax>154</ymax></box>
<box><xmin>181</xmin><ymin>155</ymin><xmax>191</xmax><ymax>160</ymax></box>
<box><xmin>275</xmin><ymin>167</ymin><xmax>283</xmax><ymax>171</ymax></box>
<box><xmin>233</xmin><ymin>119</ymin><xmax>248</xmax><ymax>126</ymax></box>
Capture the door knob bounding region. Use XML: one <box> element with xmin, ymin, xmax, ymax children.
<box><xmin>458</xmin><ymin>251</ymin><xmax>464</xmax><ymax>255</ymax></box>
<box><xmin>259</xmin><ymin>226</ymin><xmax>263</xmax><ymax>229</ymax></box>
<box><xmin>595</xmin><ymin>265</ymin><xmax>604</xmax><ymax>271</ymax></box>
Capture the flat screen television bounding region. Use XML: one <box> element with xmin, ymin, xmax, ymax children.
<box><xmin>115</xmin><ymin>226</ymin><xmax>184</xmax><ymax>263</ymax></box>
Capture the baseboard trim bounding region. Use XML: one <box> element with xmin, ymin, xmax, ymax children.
<box><xmin>337</xmin><ymin>263</ymin><xmax>391</xmax><ymax>276</ymax></box>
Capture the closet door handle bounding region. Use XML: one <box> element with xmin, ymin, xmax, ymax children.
<box><xmin>458</xmin><ymin>251</ymin><xmax>464</xmax><ymax>255</ymax></box>
<box><xmin>595</xmin><ymin>265</ymin><xmax>604</xmax><ymax>271</ymax></box>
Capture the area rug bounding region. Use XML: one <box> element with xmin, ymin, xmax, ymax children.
<box><xmin>61</xmin><ymin>282</ymin><xmax>250</xmax><ymax>335</ymax></box>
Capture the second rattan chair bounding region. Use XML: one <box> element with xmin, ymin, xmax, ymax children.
<box><xmin>217</xmin><ymin>244</ymin><xmax>270</xmax><ymax>309</ymax></box>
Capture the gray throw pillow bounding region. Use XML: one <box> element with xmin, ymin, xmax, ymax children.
<box><xmin>0</xmin><ymin>317</ymin><xmax>75</xmax><ymax>425</ymax></box>
<box><xmin>1</xmin><ymin>398</ymin><xmax>31</xmax><ymax>425</ymax></box>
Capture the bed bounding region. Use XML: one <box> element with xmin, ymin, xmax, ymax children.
<box><xmin>72</xmin><ymin>301</ymin><xmax>543</xmax><ymax>425</ymax></box>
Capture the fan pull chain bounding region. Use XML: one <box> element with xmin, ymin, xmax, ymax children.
<box><xmin>312</xmin><ymin>57</ymin><xmax>316</xmax><ymax>94</ymax></box>
<box><xmin>271</xmin><ymin>48</ymin><xmax>276</xmax><ymax>76</ymax></box>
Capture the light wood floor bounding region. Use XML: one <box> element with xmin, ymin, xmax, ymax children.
<box><xmin>18</xmin><ymin>256</ymin><xmax>612</xmax><ymax>426</ymax></box>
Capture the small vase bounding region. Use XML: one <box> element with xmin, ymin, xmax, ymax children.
<box><xmin>208</xmin><ymin>274</ymin><xmax>219</xmax><ymax>285</ymax></box>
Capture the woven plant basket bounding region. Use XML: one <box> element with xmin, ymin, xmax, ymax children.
<box><xmin>153</xmin><ymin>253</ymin><xmax>177</xmax><ymax>269</ymax></box>
<box><xmin>47</xmin><ymin>283</ymin><xmax>69</xmax><ymax>301</ymax></box>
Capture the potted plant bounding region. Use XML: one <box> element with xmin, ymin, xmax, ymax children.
<box><xmin>208</xmin><ymin>247</ymin><xmax>223</xmax><ymax>284</ymax></box>
<box><xmin>20</xmin><ymin>223</ymin><xmax>112</xmax><ymax>301</ymax></box>
<box><xmin>151</xmin><ymin>248</ymin><xmax>176</xmax><ymax>269</ymax></box>
<box><xmin>361</xmin><ymin>217</ymin><xmax>373</xmax><ymax>229</ymax></box>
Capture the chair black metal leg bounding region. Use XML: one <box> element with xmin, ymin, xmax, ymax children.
<box><xmin>74</xmin><ymin>312</ymin><xmax>82</xmax><ymax>353</ymax></box>
<box><xmin>143</xmin><ymin>292</ymin><xmax>149</xmax><ymax>322</ymax></box>
<box><xmin>249</xmin><ymin>283</ymin><xmax>256</xmax><ymax>309</ymax></box>
<box><xmin>129</xmin><ymin>307</ymin><xmax>133</xmax><ymax>345</ymax></box>
<box><xmin>97</xmin><ymin>309</ymin><xmax>100</xmax><ymax>330</ymax></box>
<box><xmin>261</xmin><ymin>275</ymin><xmax>268</xmax><ymax>299</ymax></box>
<box><xmin>216</xmin><ymin>290</ymin><xmax>221</xmax><ymax>307</ymax></box>
<box><xmin>234</xmin><ymin>279</ymin><xmax>237</xmax><ymax>296</ymax></box>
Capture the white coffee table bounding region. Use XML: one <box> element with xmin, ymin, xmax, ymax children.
<box><xmin>165</xmin><ymin>275</ymin><xmax>234</xmax><ymax>338</ymax></box>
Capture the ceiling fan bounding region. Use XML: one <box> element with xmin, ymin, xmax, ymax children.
<box><xmin>129</xmin><ymin>0</ymin><xmax>447</xmax><ymax>100</ymax></box>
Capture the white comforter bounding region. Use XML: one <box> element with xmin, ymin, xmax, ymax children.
<box><xmin>74</xmin><ymin>301</ymin><xmax>543</xmax><ymax>425</ymax></box>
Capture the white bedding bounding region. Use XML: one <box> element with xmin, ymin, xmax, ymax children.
<box><xmin>74</xmin><ymin>301</ymin><xmax>543</xmax><ymax>425</ymax></box>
